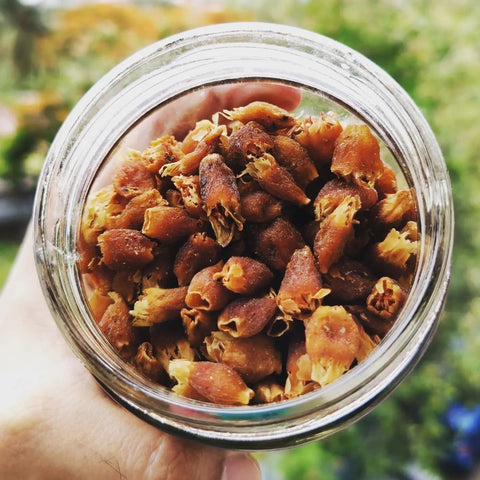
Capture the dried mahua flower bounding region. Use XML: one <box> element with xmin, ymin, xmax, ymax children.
<box><xmin>173</xmin><ymin>233</ymin><xmax>222</xmax><ymax>286</ymax></box>
<box><xmin>368</xmin><ymin>189</ymin><xmax>416</xmax><ymax>235</ymax></box>
<box><xmin>217</xmin><ymin>295</ymin><xmax>277</xmax><ymax>338</ymax></box>
<box><xmin>98</xmin><ymin>228</ymin><xmax>155</xmax><ymax>271</ymax></box>
<box><xmin>366</xmin><ymin>276</ymin><xmax>406</xmax><ymax>320</ymax></box>
<box><xmin>331</xmin><ymin>124</ymin><xmax>385</xmax><ymax>188</ymax></box>
<box><xmin>272</xmin><ymin>135</ymin><xmax>318</xmax><ymax>188</ymax></box>
<box><xmin>98</xmin><ymin>292</ymin><xmax>140</xmax><ymax>360</ymax></box>
<box><xmin>185</xmin><ymin>262</ymin><xmax>232</xmax><ymax>311</ymax></box>
<box><xmin>169</xmin><ymin>360</ymin><xmax>254</xmax><ymax>405</ymax></box>
<box><xmin>250</xmin><ymin>217</ymin><xmax>305</xmax><ymax>271</ymax></box>
<box><xmin>313</xmin><ymin>195</ymin><xmax>361</xmax><ymax>273</ymax></box>
<box><xmin>277</xmin><ymin>246</ymin><xmax>329</xmax><ymax>318</ymax></box>
<box><xmin>130</xmin><ymin>286</ymin><xmax>188</xmax><ymax>326</ymax></box>
<box><xmin>204</xmin><ymin>331</ymin><xmax>281</xmax><ymax>384</ymax></box>
<box><xmin>213</xmin><ymin>256</ymin><xmax>273</xmax><ymax>295</ymax></box>
<box><xmin>199</xmin><ymin>153</ymin><xmax>244</xmax><ymax>247</ymax></box>
<box><xmin>142</xmin><ymin>205</ymin><xmax>205</xmax><ymax>243</ymax></box>
<box><xmin>226</xmin><ymin>121</ymin><xmax>274</xmax><ymax>169</ymax></box>
<box><xmin>313</xmin><ymin>178</ymin><xmax>377</xmax><ymax>221</ymax></box>
<box><xmin>368</xmin><ymin>227</ymin><xmax>418</xmax><ymax>278</ymax></box>
<box><xmin>294</xmin><ymin>111</ymin><xmax>343</xmax><ymax>167</ymax></box>
<box><xmin>305</xmin><ymin>306</ymin><xmax>361</xmax><ymax>386</ymax></box>
<box><xmin>243</xmin><ymin>153</ymin><xmax>310</xmax><ymax>206</ymax></box>
<box><xmin>223</xmin><ymin>101</ymin><xmax>296</xmax><ymax>130</ymax></box>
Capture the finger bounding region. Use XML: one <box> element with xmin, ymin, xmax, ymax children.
<box><xmin>153</xmin><ymin>82</ymin><xmax>302</xmax><ymax>140</ymax></box>
<box><xmin>123</xmin><ymin>82</ymin><xmax>302</xmax><ymax>150</ymax></box>
<box><xmin>207</xmin><ymin>82</ymin><xmax>302</xmax><ymax>113</ymax></box>
<box><xmin>96</xmin><ymin>82</ymin><xmax>301</xmax><ymax>190</ymax></box>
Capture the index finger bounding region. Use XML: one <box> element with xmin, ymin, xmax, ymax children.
<box><xmin>123</xmin><ymin>82</ymin><xmax>302</xmax><ymax>150</ymax></box>
<box><xmin>96</xmin><ymin>82</ymin><xmax>301</xmax><ymax>190</ymax></box>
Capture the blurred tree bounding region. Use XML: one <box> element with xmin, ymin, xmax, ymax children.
<box><xmin>0</xmin><ymin>91</ymin><xmax>67</xmax><ymax>187</ymax></box>
<box><xmin>36</xmin><ymin>3</ymin><xmax>160</xmax><ymax>95</ymax></box>
<box><xmin>0</xmin><ymin>2</ymin><xmax>249</xmax><ymax>188</ymax></box>
<box><xmin>0</xmin><ymin>0</ymin><xmax>48</xmax><ymax>79</ymax></box>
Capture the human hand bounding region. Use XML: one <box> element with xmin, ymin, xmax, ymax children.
<box><xmin>0</xmin><ymin>83</ymin><xmax>301</xmax><ymax>480</ymax></box>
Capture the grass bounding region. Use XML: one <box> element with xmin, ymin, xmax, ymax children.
<box><xmin>0</xmin><ymin>239</ymin><xmax>19</xmax><ymax>289</ymax></box>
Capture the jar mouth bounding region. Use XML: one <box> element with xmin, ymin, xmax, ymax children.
<box><xmin>33</xmin><ymin>22</ymin><xmax>453</xmax><ymax>449</ymax></box>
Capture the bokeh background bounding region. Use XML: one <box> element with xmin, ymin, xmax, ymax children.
<box><xmin>1</xmin><ymin>1</ymin><xmax>479</xmax><ymax>479</ymax></box>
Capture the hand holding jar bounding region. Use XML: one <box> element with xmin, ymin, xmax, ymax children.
<box><xmin>0</xmin><ymin>81</ymin><xmax>301</xmax><ymax>480</ymax></box>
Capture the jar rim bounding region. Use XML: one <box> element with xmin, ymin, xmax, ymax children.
<box><xmin>33</xmin><ymin>22</ymin><xmax>453</xmax><ymax>449</ymax></box>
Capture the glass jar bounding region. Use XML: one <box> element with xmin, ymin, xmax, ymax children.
<box><xmin>33</xmin><ymin>22</ymin><xmax>453</xmax><ymax>450</ymax></box>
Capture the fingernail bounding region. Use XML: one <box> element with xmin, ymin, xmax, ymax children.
<box><xmin>222</xmin><ymin>453</ymin><xmax>261</xmax><ymax>480</ymax></box>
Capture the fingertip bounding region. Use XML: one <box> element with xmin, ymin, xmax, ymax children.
<box><xmin>270</xmin><ymin>84</ymin><xmax>302</xmax><ymax>111</ymax></box>
<box><xmin>222</xmin><ymin>453</ymin><xmax>262</xmax><ymax>480</ymax></box>
<box><xmin>219</xmin><ymin>82</ymin><xmax>302</xmax><ymax>112</ymax></box>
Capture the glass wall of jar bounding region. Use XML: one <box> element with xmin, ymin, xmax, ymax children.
<box><xmin>34</xmin><ymin>22</ymin><xmax>453</xmax><ymax>449</ymax></box>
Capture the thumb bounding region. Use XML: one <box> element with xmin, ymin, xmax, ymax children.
<box><xmin>70</xmin><ymin>393</ymin><xmax>262</xmax><ymax>480</ymax></box>
<box><xmin>222</xmin><ymin>453</ymin><xmax>262</xmax><ymax>480</ymax></box>
<box><xmin>0</xmin><ymin>226</ymin><xmax>263</xmax><ymax>480</ymax></box>
<box><xmin>3</xmin><ymin>365</ymin><xmax>261</xmax><ymax>480</ymax></box>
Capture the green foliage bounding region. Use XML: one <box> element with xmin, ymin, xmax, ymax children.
<box><xmin>233</xmin><ymin>0</ymin><xmax>480</xmax><ymax>477</ymax></box>
<box><xmin>0</xmin><ymin>0</ymin><xmax>48</xmax><ymax>79</ymax></box>
<box><xmin>275</xmin><ymin>360</ymin><xmax>453</xmax><ymax>479</ymax></box>
<box><xmin>0</xmin><ymin>2</ymin><xmax>249</xmax><ymax>188</ymax></box>
<box><xmin>277</xmin><ymin>444</ymin><xmax>341</xmax><ymax>480</ymax></box>
<box><xmin>0</xmin><ymin>93</ymin><xmax>64</xmax><ymax>187</ymax></box>
<box><xmin>0</xmin><ymin>240</ymin><xmax>18</xmax><ymax>289</ymax></box>
<box><xmin>0</xmin><ymin>128</ymin><xmax>37</xmax><ymax>186</ymax></box>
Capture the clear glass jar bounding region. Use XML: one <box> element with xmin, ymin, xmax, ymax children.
<box><xmin>33</xmin><ymin>22</ymin><xmax>453</xmax><ymax>450</ymax></box>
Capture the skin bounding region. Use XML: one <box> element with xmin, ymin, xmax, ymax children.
<box><xmin>0</xmin><ymin>83</ymin><xmax>300</xmax><ymax>479</ymax></box>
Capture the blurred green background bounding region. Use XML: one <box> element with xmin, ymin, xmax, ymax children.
<box><xmin>1</xmin><ymin>1</ymin><xmax>479</xmax><ymax>479</ymax></box>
